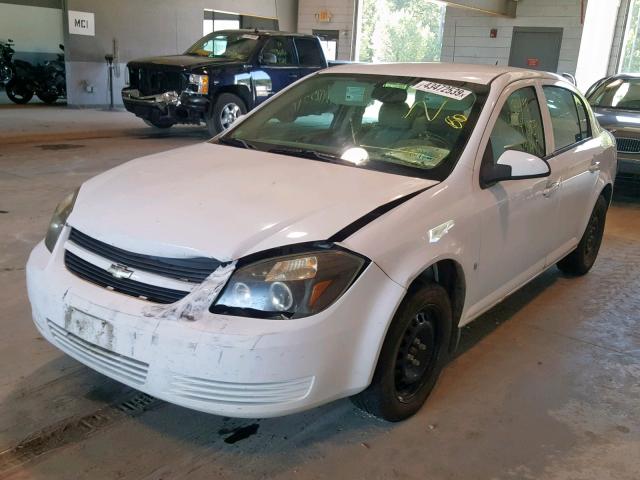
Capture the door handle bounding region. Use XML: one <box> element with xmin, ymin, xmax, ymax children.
<box><xmin>588</xmin><ymin>161</ymin><xmax>601</xmax><ymax>173</ymax></box>
<box><xmin>542</xmin><ymin>180</ymin><xmax>560</xmax><ymax>198</ymax></box>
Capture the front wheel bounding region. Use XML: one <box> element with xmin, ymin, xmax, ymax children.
<box><xmin>5</xmin><ymin>78</ymin><xmax>33</xmax><ymax>104</ymax></box>
<box><xmin>352</xmin><ymin>283</ymin><xmax>452</xmax><ymax>421</ymax></box>
<box><xmin>557</xmin><ymin>195</ymin><xmax>608</xmax><ymax>276</ymax></box>
<box><xmin>206</xmin><ymin>93</ymin><xmax>246</xmax><ymax>136</ymax></box>
<box><xmin>37</xmin><ymin>92</ymin><xmax>58</xmax><ymax>104</ymax></box>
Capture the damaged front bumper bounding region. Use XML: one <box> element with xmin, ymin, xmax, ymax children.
<box><xmin>122</xmin><ymin>88</ymin><xmax>209</xmax><ymax>125</ymax></box>
<box><xmin>26</xmin><ymin>234</ymin><xmax>405</xmax><ymax>418</ymax></box>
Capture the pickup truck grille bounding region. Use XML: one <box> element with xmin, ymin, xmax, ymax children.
<box><xmin>615</xmin><ymin>137</ymin><xmax>640</xmax><ymax>154</ymax></box>
<box><xmin>129</xmin><ymin>66</ymin><xmax>186</xmax><ymax>96</ymax></box>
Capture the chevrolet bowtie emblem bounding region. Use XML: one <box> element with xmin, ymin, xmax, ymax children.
<box><xmin>107</xmin><ymin>263</ymin><xmax>134</xmax><ymax>279</ymax></box>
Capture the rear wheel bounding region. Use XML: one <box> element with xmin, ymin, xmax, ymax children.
<box><xmin>5</xmin><ymin>78</ymin><xmax>33</xmax><ymax>104</ymax></box>
<box><xmin>557</xmin><ymin>195</ymin><xmax>608</xmax><ymax>276</ymax></box>
<box><xmin>206</xmin><ymin>93</ymin><xmax>246</xmax><ymax>136</ymax></box>
<box><xmin>352</xmin><ymin>283</ymin><xmax>452</xmax><ymax>421</ymax></box>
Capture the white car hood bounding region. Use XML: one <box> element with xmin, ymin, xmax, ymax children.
<box><xmin>68</xmin><ymin>143</ymin><xmax>437</xmax><ymax>260</ymax></box>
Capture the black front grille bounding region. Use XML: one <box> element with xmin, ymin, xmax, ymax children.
<box><xmin>64</xmin><ymin>251</ymin><xmax>188</xmax><ymax>304</ymax></box>
<box><xmin>616</xmin><ymin>137</ymin><xmax>640</xmax><ymax>154</ymax></box>
<box><xmin>129</xmin><ymin>67</ymin><xmax>185</xmax><ymax>96</ymax></box>
<box><xmin>68</xmin><ymin>229</ymin><xmax>221</xmax><ymax>283</ymax></box>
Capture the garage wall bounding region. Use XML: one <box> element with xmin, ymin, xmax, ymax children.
<box><xmin>63</xmin><ymin>0</ymin><xmax>298</xmax><ymax>107</ymax></box>
<box><xmin>297</xmin><ymin>0</ymin><xmax>356</xmax><ymax>60</ymax></box>
<box><xmin>0</xmin><ymin>0</ymin><xmax>63</xmax><ymax>64</ymax></box>
<box><xmin>440</xmin><ymin>0</ymin><xmax>587</xmax><ymax>74</ymax></box>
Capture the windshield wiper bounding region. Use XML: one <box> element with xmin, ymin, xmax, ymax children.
<box><xmin>267</xmin><ymin>146</ymin><xmax>340</xmax><ymax>162</ymax></box>
<box><xmin>217</xmin><ymin>137</ymin><xmax>255</xmax><ymax>149</ymax></box>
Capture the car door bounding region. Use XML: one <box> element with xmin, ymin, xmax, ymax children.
<box><xmin>468</xmin><ymin>81</ymin><xmax>559</xmax><ymax>317</ymax></box>
<box><xmin>539</xmin><ymin>83</ymin><xmax>602</xmax><ymax>263</ymax></box>
<box><xmin>293</xmin><ymin>37</ymin><xmax>326</xmax><ymax>80</ymax></box>
<box><xmin>252</xmin><ymin>37</ymin><xmax>299</xmax><ymax>105</ymax></box>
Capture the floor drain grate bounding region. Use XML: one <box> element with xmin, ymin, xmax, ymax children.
<box><xmin>0</xmin><ymin>392</ymin><xmax>160</xmax><ymax>473</ymax></box>
<box><xmin>115</xmin><ymin>393</ymin><xmax>158</xmax><ymax>414</ymax></box>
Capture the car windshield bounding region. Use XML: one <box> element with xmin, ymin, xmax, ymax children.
<box><xmin>185</xmin><ymin>32</ymin><xmax>258</xmax><ymax>61</ymax></box>
<box><xmin>217</xmin><ymin>73</ymin><xmax>487</xmax><ymax>180</ymax></box>
<box><xmin>588</xmin><ymin>78</ymin><xmax>640</xmax><ymax>110</ymax></box>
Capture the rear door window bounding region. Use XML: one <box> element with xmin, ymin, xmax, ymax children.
<box><xmin>543</xmin><ymin>86</ymin><xmax>590</xmax><ymax>151</ymax></box>
<box><xmin>294</xmin><ymin>38</ymin><xmax>324</xmax><ymax>67</ymax></box>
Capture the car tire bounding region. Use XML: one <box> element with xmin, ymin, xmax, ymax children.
<box><xmin>37</xmin><ymin>92</ymin><xmax>58</xmax><ymax>104</ymax></box>
<box><xmin>143</xmin><ymin>118</ymin><xmax>174</xmax><ymax>129</ymax></box>
<box><xmin>206</xmin><ymin>93</ymin><xmax>246</xmax><ymax>136</ymax></box>
<box><xmin>352</xmin><ymin>283</ymin><xmax>452</xmax><ymax>422</ymax></box>
<box><xmin>557</xmin><ymin>195</ymin><xmax>608</xmax><ymax>276</ymax></box>
<box><xmin>5</xmin><ymin>78</ymin><xmax>33</xmax><ymax>104</ymax></box>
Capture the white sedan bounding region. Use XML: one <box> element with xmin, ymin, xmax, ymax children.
<box><xmin>26</xmin><ymin>63</ymin><xmax>616</xmax><ymax>421</ymax></box>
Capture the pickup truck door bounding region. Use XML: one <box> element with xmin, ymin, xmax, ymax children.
<box><xmin>466</xmin><ymin>81</ymin><xmax>560</xmax><ymax>319</ymax></box>
<box><xmin>539</xmin><ymin>83</ymin><xmax>602</xmax><ymax>265</ymax></box>
<box><xmin>252</xmin><ymin>37</ymin><xmax>300</xmax><ymax>105</ymax></box>
<box><xmin>293</xmin><ymin>37</ymin><xmax>327</xmax><ymax>80</ymax></box>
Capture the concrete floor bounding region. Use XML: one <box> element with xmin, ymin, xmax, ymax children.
<box><xmin>0</xmin><ymin>105</ymin><xmax>639</xmax><ymax>480</ymax></box>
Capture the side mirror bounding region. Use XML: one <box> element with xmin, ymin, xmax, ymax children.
<box><xmin>261</xmin><ymin>52</ymin><xmax>277</xmax><ymax>65</ymax></box>
<box><xmin>482</xmin><ymin>150</ymin><xmax>550</xmax><ymax>187</ymax></box>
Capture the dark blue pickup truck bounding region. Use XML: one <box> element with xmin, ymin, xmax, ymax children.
<box><xmin>122</xmin><ymin>30</ymin><xmax>331</xmax><ymax>135</ymax></box>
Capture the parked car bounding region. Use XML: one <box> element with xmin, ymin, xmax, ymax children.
<box><xmin>28</xmin><ymin>63</ymin><xmax>615</xmax><ymax>421</ymax></box>
<box><xmin>586</xmin><ymin>74</ymin><xmax>640</xmax><ymax>184</ymax></box>
<box><xmin>122</xmin><ymin>30</ymin><xmax>332</xmax><ymax>135</ymax></box>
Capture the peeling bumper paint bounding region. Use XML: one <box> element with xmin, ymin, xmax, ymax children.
<box><xmin>26</xmin><ymin>240</ymin><xmax>405</xmax><ymax>418</ymax></box>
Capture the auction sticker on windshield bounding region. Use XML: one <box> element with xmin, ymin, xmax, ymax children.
<box><xmin>414</xmin><ymin>81</ymin><xmax>472</xmax><ymax>101</ymax></box>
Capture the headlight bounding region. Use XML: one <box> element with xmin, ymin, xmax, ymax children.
<box><xmin>188</xmin><ymin>74</ymin><xmax>209</xmax><ymax>94</ymax></box>
<box><xmin>211</xmin><ymin>249</ymin><xmax>367</xmax><ymax>319</ymax></box>
<box><xmin>44</xmin><ymin>188</ymin><xmax>79</xmax><ymax>252</ymax></box>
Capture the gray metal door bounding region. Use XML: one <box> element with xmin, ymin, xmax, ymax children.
<box><xmin>508</xmin><ymin>27</ymin><xmax>563</xmax><ymax>72</ymax></box>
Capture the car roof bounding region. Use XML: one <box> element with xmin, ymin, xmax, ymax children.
<box><xmin>214</xmin><ymin>29</ymin><xmax>316</xmax><ymax>38</ymax></box>
<box><xmin>322</xmin><ymin>62</ymin><xmax>564</xmax><ymax>86</ymax></box>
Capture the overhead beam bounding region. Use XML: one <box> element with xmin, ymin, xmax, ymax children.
<box><xmin>440</xmin><ymin>0</ymin><xmax>517</xmax><ymax>18</ymax></box>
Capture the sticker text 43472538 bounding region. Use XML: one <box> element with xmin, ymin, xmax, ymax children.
<box><xmin>413</xmin><ymin>81</ymin><xmax>472</xmax><ymax>101</ymax></box>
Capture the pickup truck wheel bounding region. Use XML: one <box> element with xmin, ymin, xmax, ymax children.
<box><xmin>206</xmin><ymin>93</ymin><xmax>246</xmax><ymax>136</ymax></box>
<box><xmin>557</xmin><ymin>195</ymin><xmax>607</xmax><ymax>276</ymax></box>
<box><xmin>352</xmin><ymin>283</ymin><xmax>452</xmax><ymax>422</ymax></box>
<box><xmin>143</xmin><ymin>118</ymin><xmax>174</xmax><ymax>129</ymax></box>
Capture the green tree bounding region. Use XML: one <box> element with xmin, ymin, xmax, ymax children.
<box><xmin>358</xmin><ymin>0</ymin><xmax>445</xmax><ymax>63</ymax></box>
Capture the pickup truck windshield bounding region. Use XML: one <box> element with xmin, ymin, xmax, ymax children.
<box><xmin>589</xmin><ymin>78</ymin><xmax>640</xmax><ymax>110</ymax></box>
<box><xmin>219</xmin><ymin>73</ymin><xmax>487</xmax><ymax>180</ymax></box>
<box><xmin>185</xmin><ymin>32</ymin><xmax>258</xmax><ymax>61</ymax></box>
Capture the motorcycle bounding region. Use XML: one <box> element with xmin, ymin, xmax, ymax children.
<box><xmin>0</xmin><ymin>38</ymin><xmax>15</xmax><ymax>85</ymax></box>
<box><xmin>5</xmin><ymin>44</ymin><xmax>66</xmax><ymax>104</ymax></box>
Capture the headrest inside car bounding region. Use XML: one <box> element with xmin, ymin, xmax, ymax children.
<box><xmin>372</xmin><ymin>85</ymin><xmax>408</xmax><ymax>104</ymax></box>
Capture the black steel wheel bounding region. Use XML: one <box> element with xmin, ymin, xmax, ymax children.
<box><xmin>557</xmin><ymin>195</ymin><xmax>608</xmax><ymax>276</ymax></box>
<box><xmin>352</xmin><ymin>283</ymin><xmax>452</xmax><ymax>421</ymax></box>
<box><xmin>5</xmin><ymin>78</ymin><xmax>33</xmax><ymax>104</ymax></box>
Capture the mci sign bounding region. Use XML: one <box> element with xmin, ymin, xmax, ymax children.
<box><xmin>68</xmin><ymin>10</ymin><xmax>95</xmax><ymax>36</ymax></box>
